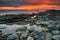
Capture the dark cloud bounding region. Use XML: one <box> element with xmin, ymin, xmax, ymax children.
<box><xmin>27</xmin><ymin>0</ymin><xmax>60</xmax><ymax>6</ymax></box>
<box><xmin>42</xmin><ymin>0</ymin><xmax>60</xmax><ymax>5</ymax></box>
<box><xmin>0</xmin><ymin>0</ymin><xmax>60</xmax><ymax>6</ymax></box>
<box><xmin>0</xmin><ymin>0</ymin><xmax>27</xmax><ymax>6</ymax></box>
<box><xmin>26</xmin><ymin>0</ymin><xmax>43</xmax><ymax>4</ymax></box>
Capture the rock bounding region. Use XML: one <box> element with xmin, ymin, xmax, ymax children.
<box><xmin>34</xmin><ymin>32</ymin><xmax>46</xmax><ymax>40</ymax></box>
<box><xmin>52</xmin><ymin>35</ymin><xmax>60</xmax><ymax>40</ymax></box>
<box><xmin>52</xmin><ymin>30</ymin><xmax>60</xmax><ymax>35</ymax></box>
<box><xmin>45</xmin><ymin>32</ymin><xmax>52</xmax><ymax>40</ymax></box>
<box><xmin>27</xmin><ymin>36</ymin><xmax>34</xmax><ymax>40</ymax></box>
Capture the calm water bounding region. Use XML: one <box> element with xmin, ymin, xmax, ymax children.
<box><xmin>0</xmin><ymin>10</ymin><xmax>41</xmax><ymax>15</ymax></box>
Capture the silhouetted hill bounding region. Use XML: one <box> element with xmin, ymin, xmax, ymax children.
<box><xmin>45</xmin><ymin>9</ymin><xmax>60</xmax><ymax>16</ymax></box>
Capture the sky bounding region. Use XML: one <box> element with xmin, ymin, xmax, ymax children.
<box><xmin>0</xmin><ymin>0</ymin><xmax>60</xmax><ymax>10</ymax></box>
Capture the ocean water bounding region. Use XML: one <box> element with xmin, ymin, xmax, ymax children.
<box><xmin>0</xmin><ymin>10</ymin><xmax>41</xmax><ymax>15</ymax></box>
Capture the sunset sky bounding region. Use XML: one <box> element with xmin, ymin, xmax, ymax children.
<box><xmin>0</xmin><ymin>0</ymin><xmax>60</xmax><ymax>10</ymax></box>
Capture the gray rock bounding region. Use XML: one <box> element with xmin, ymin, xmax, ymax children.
<box><xmin>52</xmin><ymin>30</ymin><xmax>60</xmax><ymax>35</ymax></box>
<box><xmin>52</xmin><ymin>35</ymin><xmax>60</xmax><ymax>40</ymax></box>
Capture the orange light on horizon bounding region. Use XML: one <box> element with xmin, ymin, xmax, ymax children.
<box><xmin>0</xmin><ymin>4</ymin><xmax>60</xmax><ymax>10</ymax></box>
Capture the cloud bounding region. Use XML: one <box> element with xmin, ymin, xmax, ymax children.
<box><xmin>0</xmin><ymin>0</ymin><xmax>60</xmax><ymax>10</ymax></box>
<box><xmin>0</xmin><ymin>0</ymin><xmax>27</xmax><ymax>6</ymax></box>
<box><xmin>42</xmin><ymin>0</ymin><xmax>60</xmax><ymax>5</ymax></box>
<box><xmin>27</xmin><ymin>0</ymin><xmax>60</xmax><ymax>6</ymax></box>
<box><xmin>0</xmin><ymin>0</ymin><xmax>60</xmax><ymax>6</ymax></box>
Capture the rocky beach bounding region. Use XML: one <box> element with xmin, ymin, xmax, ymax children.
<box><xmin>0</xmin><ymin>10</ymin><xmax>60</xmax><ymax>40</ymax></box>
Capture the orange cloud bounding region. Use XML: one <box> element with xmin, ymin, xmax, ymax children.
<box><xmin>0</xmin><ymin>4</ymin><xmax>60</xmax><ymax>10</ymax></box>
<box><xmin>0</xmin><ymin>0</ymin><xmax>60</xmax><ymax>10</ymax></box>
<box><xmin>27</xmin><ymin>0</ymin><xmax>60</xmax><ymax>5</ymax></box>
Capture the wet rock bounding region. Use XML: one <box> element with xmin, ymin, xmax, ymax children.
<box><xmin>52</xmin><ymin>30</ymin><xmax>60</xmax><ymax>35</ymax></box>
<box><xmin>34</xmin><ymin>32</ymin><xmax>46</xmax><ymax>40</ymax></box>
<box><xmin>52</xmin><ymin>35</ymin><xmax>60</xmax><ymax>40</ymax></box>
<box><xmin>45</xmin><ymin>32</ymin><xmax>52</xmax><ymax>40</ymax></box>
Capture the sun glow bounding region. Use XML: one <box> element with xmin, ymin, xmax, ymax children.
<box><xmin>0</xmin><ymin>4</ymin><xmax>60</xmax><ymax>10</ymax></box>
